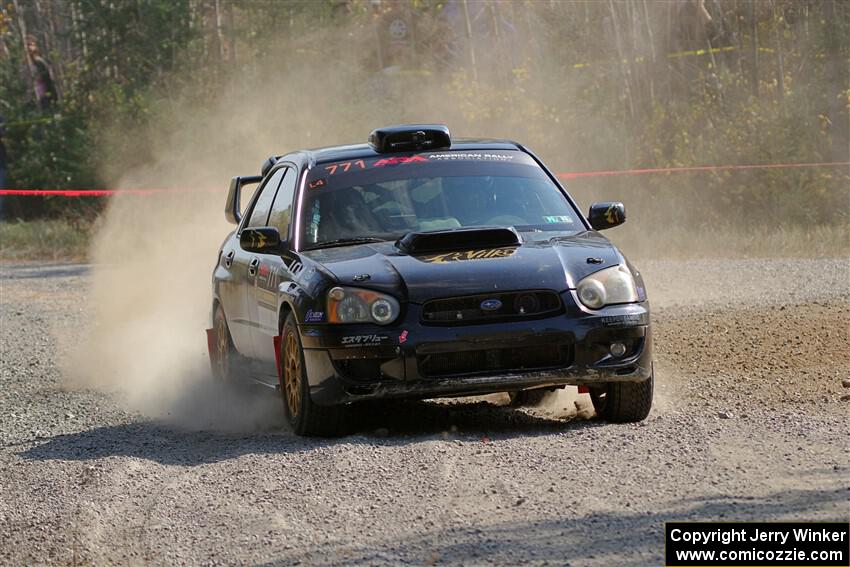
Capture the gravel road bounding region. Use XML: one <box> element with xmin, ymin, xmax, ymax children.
<box><xmin>1</xmin><ymin>258</ymin><xmax>848</xmax><ymax>566</ymax></box>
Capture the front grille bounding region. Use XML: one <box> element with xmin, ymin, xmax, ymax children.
<box><xmin>418</xmin><ymin>344</ymin><xmax>573</xmax><ymax>377</ymax></box>
<box><xmin>421</xmin><ymin>290</ymin><xmax>562</xmax><ymax>325</ymax></box>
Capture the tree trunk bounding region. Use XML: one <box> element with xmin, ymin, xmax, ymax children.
<box><xmin>461</xmin><ymin>0</ymin><xmax>478</xmax><ymax>83</ymax></box>
<box><xmin>825</xmin><ymin>0</ymin><xmax>849</xmax><ymax>164</ymax></box>
<box><xmin>608</xmin><ymin>0</ymin><xmax>635</xmax><ymax>127</ymax></box>
<box><xmin>771</xmin><ymin>0</ymin><xmax>785</xmax><ymax>113</ymax></box>
<box><xmin>749</xmin><ymin>0</ymin><xmax>758</xmax><ymax>97</ymax></box>
<box><xmin>226</xmin><ymin>0</ymin><xmax>236</xmax><ymax>67</ymax></box>
<box><xmin>642</xmin><ymin>0</ymin><xmax>656</xmax><ymax>108</ymax></box>
<box><xmin>214</xmin><ymin>0</ymin><xmax>225</xmax><ymax>63</ymax></box>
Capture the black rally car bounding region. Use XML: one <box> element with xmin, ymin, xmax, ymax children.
<box><xmin>208</xmin><ymin>125</ymin><xmax>653</xmax><ymax>436</ymax></box>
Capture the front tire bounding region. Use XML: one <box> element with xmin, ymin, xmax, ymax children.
<box><xmin>280</xmin><ymin>312</ymin><xmax>347</xmax><ymax>437</ymax></box>
<box><xmin>589</xmin><ymin>369</ymin><xmax>653</xmax><ymax>423</ymax></box>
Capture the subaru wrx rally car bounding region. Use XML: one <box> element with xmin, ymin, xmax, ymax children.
<box><xmin>208</xmin><ymin>125</ymin><xmax>653</xmax><ymax>436</ymax></box>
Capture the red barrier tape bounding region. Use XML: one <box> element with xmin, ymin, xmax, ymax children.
<box><xmin>0</xmin><ymin>188</ymin><xmax>211</xmax><ymax>196</ymax></box>
<box><xmin>0</xmin><ymin>161</ymin><xmax>847</xmax><ymax>196</ymax></box>
<box><xmin>557</xmin><ymin>161</ymin><xmax>850</xmax><ymax>180</ymax></box>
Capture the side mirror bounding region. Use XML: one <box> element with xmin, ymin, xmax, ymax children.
<box><xmin>588</xmin><ymin>202</ymin><xmax>626</xmax><ymax>231</ymax></box>
<box><xmin>240</xmin><ymin>227</ymin><xmax>285</xmax><ymax>254</ymax></box>
<box><xmin>225</xmin><ymin>175</ymin><xmax>262</xmax><ymax>225</ymax></box>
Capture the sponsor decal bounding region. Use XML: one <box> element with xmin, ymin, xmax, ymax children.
<box><xmin>421</xmin><ymin>247</ymin><xmax>516</xmax><ymax>264</ymax></box>
<box><xmin>304</xmin><ymin>309</ymin><xmax>324</xmax><ymax>323</ymax></box>
<box><xmin>266</xmin><ymin>267</ymin><xmax>278</xmax><ymax>289</ymax></box>
<box><xmin>324</xmin><ymin>160</ymin><xmax>366</xmax><ymax>175</ymax></box>
<box><xmin>600</xmin><ymin>313</ymin><xmax>647</xmax><ymax>327</ymax></box>
<box><xmin>605</xmin><ymin>204</ymin><xmax>621</xmax><ymax>224</ymax></box>
<box><xmin>543</xmin><ymin>215</ymin><xmax>574</xmax><ymax>224</ymax></box>
<box><xmin>257</xmin><ymin>263</ymin><xmax>277</xmax><ymax>289</ymax></box>
<box><xmin>284</xmin><ymin>260</ymin><xmax>303</xmax><ymax>275</ymax></box>
<box><xmin>341</xmin><ymin>334</ymin><xmax>389</xmax><ymax>347</ymax></box>
<box><xmin>399</xmin><ymin>330</ymin><xmax>409</xmax><ymax>344</ymax></box>
<box><xmin>244</xmin><ymin>230</ymin><xmax>268</xmax><ymax>250</ymax></box>
<box><xmin>427</xmin><ymin>152</ymin><xmax>515</xmax><ymax>161</ymax></box>
<box><xmin>373</xmin><ymin>155</ymin><xmax>427</xmax><ymax>167</ymax></box>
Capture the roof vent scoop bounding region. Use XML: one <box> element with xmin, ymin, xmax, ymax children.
<box><xmin>369</xmin><ymin>124</ymin><xmax>451</xmax><ymax>153</ymax></box>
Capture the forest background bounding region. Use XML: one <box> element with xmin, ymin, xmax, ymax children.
<box><xmin>0</xmin><ymin>0</ymin><xmax>847</xmax><ymax>258</ymax></box>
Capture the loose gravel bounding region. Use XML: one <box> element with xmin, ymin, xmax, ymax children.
<box><xmin>0</xmin><ymin>258</ymin><xmax>848</xmax><ymax>566</ymax></box>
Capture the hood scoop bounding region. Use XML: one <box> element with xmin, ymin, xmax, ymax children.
<box><xmin>396</xmin><ymin>226</ymin><xmax>520</xmax><ymax>255</ymax></box>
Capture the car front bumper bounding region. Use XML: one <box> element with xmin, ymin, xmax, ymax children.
<box><xmin>299</xmin><ymin>291</ymin><xmax>653</xmax><ymax>406</ymax></box>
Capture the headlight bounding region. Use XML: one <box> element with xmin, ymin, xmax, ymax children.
<box><xmin>576</xmin><ymin>265</ymin><xmax>638</xmax><ymax>309</ymax></box>
<box><xmin>327</xmin><ymin>286</ymin><xmax>400</xmax><ymax>325</ymax></box>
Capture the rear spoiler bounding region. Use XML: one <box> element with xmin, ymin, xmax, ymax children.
<box><xmin>225</xmin><ymin>175</ymin><xmax>262</xmax><ymax>224</ymax></box>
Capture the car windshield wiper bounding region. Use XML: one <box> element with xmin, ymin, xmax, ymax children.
<box><xmin>303</xmin><ymin>237</ymin><xmax>387</xmax><ymax>251</ymax></box>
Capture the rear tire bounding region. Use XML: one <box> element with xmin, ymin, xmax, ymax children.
<box><xmin>589</xmin><ymin>369</ymin><xmax>653</xmax><ymax>423</ymax></box>
<box><xmin>212</xmin><ymin>304</ymin><xmax>239</xmax><ymax>382</ymax></box>
<box><xmin>280</xmin><ymin>312</ymin><xmax>347</xmax><ymax>437</ymax></box>
<box><xmin>508</xmin><ymin>389</ymin><xmax>549</xmax><ymax>407</ymax></box>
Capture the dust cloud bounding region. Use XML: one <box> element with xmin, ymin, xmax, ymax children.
<box><xmin>56</xmin><ymin>5</ymin><xmax>811</xmax><ymax>431</ymax></box>
<box><xmin>58</xmin><ymin>18</ymin><xmax>599</xmax><ymax>431</ymax></box>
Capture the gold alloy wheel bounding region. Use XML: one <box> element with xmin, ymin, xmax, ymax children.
<box><xmin>216</xmin><ymin>312</ymin><xmax>229</xmax><ymax>379</ymax></box>
<box><xmin>284</xmin><ymin>330</ymin><xmax>302</xmax><ymax>418</ymax></box>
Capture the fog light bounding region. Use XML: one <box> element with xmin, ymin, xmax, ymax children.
<box><xmin>371</xmin><ymin>298</ymin><xmax>394</xmax><ymax>323</ymax></box>
<box><xmin>610</xmin><ymin>342</ymin><xmax>627</xmax><ymax>357</ymax></box>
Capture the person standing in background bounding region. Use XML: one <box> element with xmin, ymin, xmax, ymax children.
<box><xmin>25</xmin><ymin>35</ymin><xmax>57</xmax><ymax>113</ymax></box>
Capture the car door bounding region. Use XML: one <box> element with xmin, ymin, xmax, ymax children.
<box><xmin>248</xmin><ymin>165</ymin><xmax>299</xmax><ymax>368</ymax></box>
<box><xmin>225</xmin><ymin>167</ymin><xmax>286</xmax><ymax>359</ymax></box>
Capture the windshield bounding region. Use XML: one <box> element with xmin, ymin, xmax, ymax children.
<box><xmin>299</xmin><ymin>150</ymin><xmax>583</xmax><ymax>249</ymax></box>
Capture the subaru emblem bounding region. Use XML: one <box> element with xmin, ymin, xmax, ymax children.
<box><xmin>480</xmin><ymin>299</ymin><xmax>502</xmax><ymax>312</ymax></box>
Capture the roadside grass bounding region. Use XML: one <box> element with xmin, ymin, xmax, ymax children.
<box><xmin>0</xmin><ymin>218</ymin><xmax>846</xmax><ymax>263</ymax></box>
<box><xmin>0</xmin><ymin>219</ymin><xmax>95</xmax><ymax>262</ymax></box>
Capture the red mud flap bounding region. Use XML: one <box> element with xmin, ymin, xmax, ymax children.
<box><xmin>273</xmin><ymin>336</ymin><xmax>283</xmax><ymax>389</ymax></box>
<box><xmin>577</xmin><ymin>385</ymin><xmax>589</xmax><ymax>394</ymax></box>
<box><xmin>206</xmin><ymin>328</ymin><xmax>218</xmax><ymax>366</ymax></box>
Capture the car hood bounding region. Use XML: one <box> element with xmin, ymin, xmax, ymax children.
<box><xmin>302</xmin><ymin>231</ymin><xmax>624</xmax><ymax>303</ymax></box>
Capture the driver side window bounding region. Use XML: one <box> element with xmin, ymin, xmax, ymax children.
<box><xmin>268</xmin><ymin>167</ymin><xmax>298</xmax><ymax>238</ymax></box>
<box><xmin>246</xmin><ymin>168</ymin><xmax>285</xmax><ymax>228</ymax></box>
